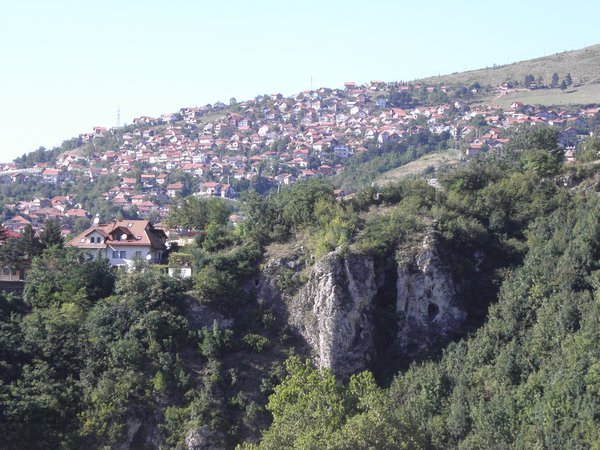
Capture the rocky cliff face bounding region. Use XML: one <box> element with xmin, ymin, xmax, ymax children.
<box><xmin>260</xmin><ymin>232</ymin><xmax>467</xmax><ymax>378</ymax></box>
<box><xmin>290</xmin><ymin>252</ymin><xmax>380</xmax><ymax>376</ymax></box>
<box><xmin>396</xmin><ymin>233</ymin><xmax>466</xmax><ymax>356</ymax></box>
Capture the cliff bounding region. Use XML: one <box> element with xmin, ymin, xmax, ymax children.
<box><xmin>256</xmin><ymin>232</ymin><xmax>467</xmax><ymax>378</ymax></box>
<box><xmin>396</xmin><ymin>232</ymin><xmax>466</xmax><ymax>356</ymax></box>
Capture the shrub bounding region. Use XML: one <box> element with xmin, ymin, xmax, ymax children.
<box><xmin>243</xmin><ymin>333</ymin><xmax>270</xmax><ymax>353</ymax></box>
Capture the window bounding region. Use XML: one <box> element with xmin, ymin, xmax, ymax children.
<box><xmin>112</xmin><ymin>251</ymin><xmax>119</xmax><ymax>258</ymax></box>
<box><xmin>135</xmin><ymin>251</ymin><xmax>142</xmax><ymax>258</ymax></box>
<box><xmin>2</xmin><ymin>268</ymin><xmax>9</xmax><ymax>275</ymax></box>
<box><xmin>120</xmin><ymin>251</ymin><xmax>126</xmax><ymax>259</ymax></box>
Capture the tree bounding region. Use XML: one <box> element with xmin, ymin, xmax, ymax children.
<box><xmin>24</xmin><ymin>246</ymin><xmax>114</xmax><ymax>309</ymax></box>
<box><xmin>166</xmin><ymin>197</ymin><xmax>231</xmax><ymax>230</ymax></box>
<box><xmin>39</xmin><ymin>219</ymin><xmax>64</xmax><ymax>250</ymax></box>
<box><xmin>260</xmin><ymin>356</ymin><xmax>347</xmax><ymax>448</ymax></box>
<box><xmin>388</xmin><ymin>90</ymin><xmax>414</xmax><ymax>108</ymax></box>
<box><xmin>524</xmin><ymin>74</ymin><xmax>535</xmax><ymax>88</ymax></box>
<box><xmin>565</xmin><ymin>72</ymin><xmax>573</xmax><ymax>86</ymax></box>
<box><xmin>536</xmin><ymin>75</ymin><xmax>544</xmax><ymax>87</ymax></box>
<box><xmin>505</xmin><ymin>126</ymin><xmax>560</xmax><ymax>155</ymax></box>
<box><xmin>551</xmin><ymin>72</ymin><xmax>560</xmax><ymax>88</ymax></box>
<box><xmin>522</xmin><ymin>148</ymin><xmax>562</xmax><ymax>177</ymax></box>
<box><xmin>202</xmin><ymin>222</ymin><xmax>230</xmax><ymax>252</ymax></box>
<box><xmin>0</xmin><ymin>223</ymin><xmax>7</xmax><ymax>245</ymax></box>
<box><xmin>560</xmin><ymin>79</ymin><xmax>568</xmax><ymax>90</ymax></box>
<box><xmin>19</xmin><ymin>224</ymin><xmax>42</xmax><ymax>260</ymax></box>
<box><xmin>577</xmin><ymin>135</ymin><xmax>600</xmax><ymax>162</ymax></box>
<box><xmin>251</xmin><ymin>358</ymin><xmax>422</xmax><ymax>449</ymax></box>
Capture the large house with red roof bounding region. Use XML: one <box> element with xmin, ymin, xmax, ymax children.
<box><xmin>67</xmin><ymin>220</ymin><xmax>167</xmax><ymax>267</ymax></box>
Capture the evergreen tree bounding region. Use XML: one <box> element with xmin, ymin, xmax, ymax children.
<box><xmin>19</xmin><ymin>224</ymin><xmax>42</xmax><ymax>259</ymax></box>
<box><xmin>551</xmin><ymin>72</ymin><xmax>560</xmax><ymax>88</ymax></box>
<box><xmin>565</xmin><ymin>72</ymin><xmax>573</xmax><ymax>86</ymax></box>
<box><xmin>536</xmin><ymin>75</ymin><xmax>544</xmax><ymax>87</ymax></box>
<box><xmin>0</xmin><ymin>223</ymin><xmax>7</xmax><ymax>244</ymax></box>
<box><xmin>39</xmin><ymin>219</ymin><xmax>64</xmax><ymax>250</ymax></box>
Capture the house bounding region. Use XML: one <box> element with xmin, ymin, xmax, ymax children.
<box><xmin>166</xmin><ymin>182</ymin><xmax>184</xmax><ymax>198</ymax></box>
<box><xmin>559</xmin><ymin>127</ymin><xmax>579</xmax><ymax>147</ymax></box>
<box><xmin>67</xmin><ymin>220</ymin><xmax>167</xmax><ymax>267</ymax></box>
<box><xmin>65</xmin><ymin>208</ymin><xmax>88</xmax><ymax>218</ymax></box>
<box><xmin>220</xmin><ymin>184</ymin><xmax>236</xmax><ymax>199</ymax></box>
<box><xmin>4</xmin><ymin>215</ymin><xmax>31</xmax><ymax>231</ymax></box>
<box><xmin>198</xmin><ymin>182</ymin><xmax>221</xmax><ymax>197</ymax></box>
<box><xmin>333</xmin><ymin>145</ymin><xmax>351</xmax><ymax>159</ymax></box>
<box><xmin>275</xmin><ymin>173</ymin><xmax>296</xmax><ymax>186</ymax></box>
<box><xmin>141</xmin><ymin>174</ymin><xmax>157</xmax><ymax>187</ymax></box>
<box><xmin>0</xmin><ymin>266</ymin><xmax>22</xmax><ymax>282</ymax></box>
<box><xmin>41</xmin><ymin>168</ymin><xmax>61</xmax><ymax>184</ymax></box>
<box><xmin>156</xmin><ymin>174</ymin><xmax>168</xmax><ymax>185</ymax></box>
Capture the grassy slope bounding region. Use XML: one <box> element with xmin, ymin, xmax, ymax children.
<box><xmin>375</xmin><ymin>149</ymin><xmax>462</xmax><ymax>185</ymax></box>
<box><xmin>418</xmin><ymin>44</ymin><xmax>600</xmax><ymax>88</ymax></box>
<box><xmin>481</xmin><ymin>83</ymin><xmax>600</xmax><ymax>108</ymax></box>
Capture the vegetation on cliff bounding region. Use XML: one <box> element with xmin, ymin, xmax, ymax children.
<box><xmin>1</xmin><ymin>126</ymin><xmax>600</xmax><ymax>448</ymax></box>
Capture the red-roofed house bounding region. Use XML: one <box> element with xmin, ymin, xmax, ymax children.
<box><xmin>67</xmin><ymin>220</ymin><xmax>167</xmax><ymax>267</ymax></box>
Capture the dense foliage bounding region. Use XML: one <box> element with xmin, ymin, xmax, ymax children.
<box><xmin>336</xmin><ymin>129</ymin><xmax>451</xmax><ymax>191</ymax></box>
<box><xmin>1</xmin><ymin>127</ymin><xmax>599</xmax><ymax>448</ymax></box>
<box><xmin>243</xmin><ymin>127</ymin><xmax>600</xmax><ymax>448</ymax></box>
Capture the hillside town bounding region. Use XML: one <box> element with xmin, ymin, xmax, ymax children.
<box><xmin>1</xmin><ymin>80</ymin><xmax>598</xmax><ymax>240</ymax></box>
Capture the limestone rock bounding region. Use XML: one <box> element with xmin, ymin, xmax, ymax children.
<box><xmin>396</xmin><ymin>232</ymin><xmax>466</xmax><ymax>355</ymax></box>
<box><xmin>290</xmin><ymin>251</ymin><xmax>379</xmax><ymax>377</ymax></box>
<box><xmin>185</xmin><ymin>425</ymin><xmax>226</xmax><ymax>450</ymax></box>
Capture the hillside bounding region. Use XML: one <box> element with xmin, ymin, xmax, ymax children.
<box><xmin>4</xmin><ymin>43</ymin><xmax>600</xmax><ymax>244</ymax></box>
<box><xmin>484</xmin><ymin>83</ymin><xmax>600</xmax><ymax>108</ymax></box>
<box><xmin>2</xmin><ymin>125</ymin><xmax>600</xmax><ymax>448</ymax></box>
<box><xmin>375</xmin><ymin>149</ymin><xmax>462</xmax><ymax>185</ymax></box>
<box><xmin>419</xmin><ymin>44</ymin><xmax>600</xmax><ymax>88</ymax></box>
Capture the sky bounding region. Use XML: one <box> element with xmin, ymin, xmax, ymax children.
<box><xmin>0</xmin><ymin>0</ymin><xmax>599</xmax><ymax>161</ymax></box>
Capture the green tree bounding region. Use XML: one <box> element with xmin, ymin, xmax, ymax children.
<box><xmin>167</xmin><ymin>197</ymin><xmax>231</xmax><ymax>230</ymax></box>
<box><xmin>0</xmin><ymin>223</ymin><xmax>7</xmax><ymax>244</ymax></box>
<box><xmin>24</xmin><ymin>246</ymin><xmax>115</xmax><ymax>309</ymax></box>
<box><xmin>260</xmin><ymin>357</ymin><xmax>347</xmax><ymax>448</ymax></box>
<box><xmin>506</xmin><ymin>126</ymin><xmax>560</xmax><ymax>155</ymax></box>
<box><xmin>577</xmin><ymin>135</ymin><xmax>600</xmax><ymax>162</ymax></box>
<box><xmin>388</xmin><ymin>90</ymin><xmax>414</xmax><ymax>108</ymax></box>
<box><xmin>565</xmin><ymin>72</ymin><xmax>573</xmax><ymax>86</ymax></box>
<box><xmin>39</xmin><ymin>219</ymin><xmax>64</xmax><ymax>250</ymax></box>
<box><xmin>19</xmin><ymin>224</ymin><xmax>42</xmax><ymax>259</ymax></box>
<box><xmin>536</xmin><ymin>75</ymin><xmax>543</xmax><ymax>87</ymax></box>
<box><xmin>551</xmin><ymin>72</ymin><xmax>560</xmax><ymax>88</ymax></box>
<box><xmin>202</xmin><ymin>222</ymin><xmax>230</xmax><ymax>252</ymax></box>
<box><xmin>522</xmin><ymin>148</ymin><xmax>562</xmax><ymax>177</ymax></box>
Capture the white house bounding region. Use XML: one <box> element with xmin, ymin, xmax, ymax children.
<box><xmin>67</xmin><ymin>220</ymin><xmax>167</xmax><ymax>267</ymax></box>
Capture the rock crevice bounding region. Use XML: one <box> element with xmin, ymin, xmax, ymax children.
<box><xmin>281</xmin><ymin>232</ymin><xmax>466</xmax><ymax>377</ymax></box>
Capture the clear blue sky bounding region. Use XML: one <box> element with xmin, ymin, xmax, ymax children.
<box><xmin>0</xmin><ymin>0</ymin><xmax>598</xmax><ymax>161</ymax></box>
